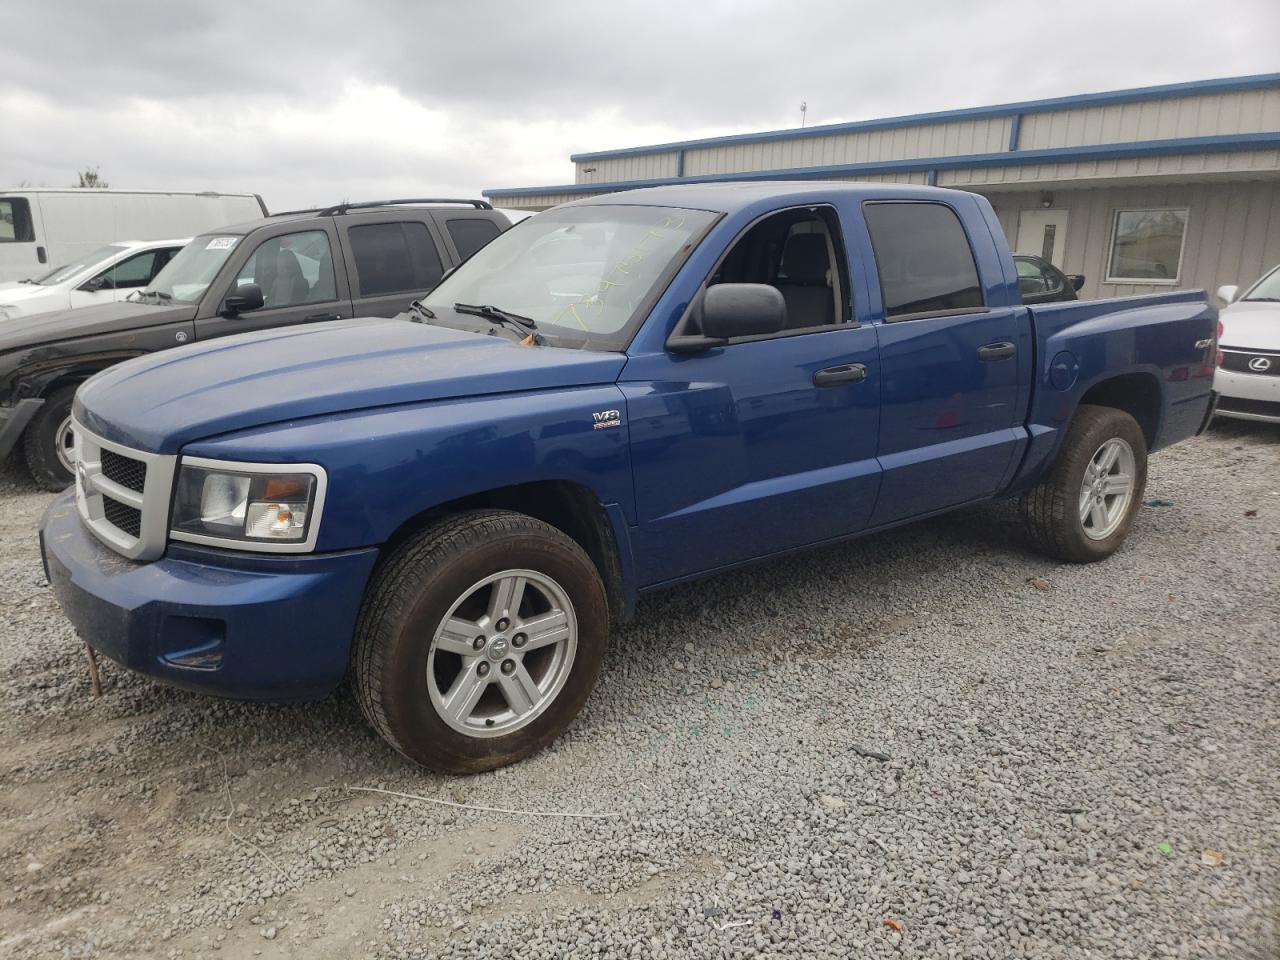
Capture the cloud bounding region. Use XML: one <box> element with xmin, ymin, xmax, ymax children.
<box><xmin>2</xmin><ymin>0</ymin><xmax>1276</xmax><ymax>209</ymax></box>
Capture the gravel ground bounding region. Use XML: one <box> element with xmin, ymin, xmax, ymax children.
<box><xmin>1</xmin><ymin>421</ymin><xmax>1277</xmax><ymax>959</ymax></box>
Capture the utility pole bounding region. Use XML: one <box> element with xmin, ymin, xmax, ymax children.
<box><xmin>800</xmin><ymin>101</ymin><xmax>807</xmax><ymax>128</ymax></box>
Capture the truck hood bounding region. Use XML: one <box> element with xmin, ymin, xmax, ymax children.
<box><xmin>0</xmin><ymin>299</ymin><xmax>195</xmax><ymax>350</ymax></box>
<box><xmin>75</xmin><ymin>316</ymin><xmax>628</xmax><ymax>453</ymax></box>
<box><xmin>1220</xmin><ymin>299</ymin><xmax>1280</xmax><ymax>351</ymax></box>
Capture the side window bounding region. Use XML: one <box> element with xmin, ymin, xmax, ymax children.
<box><xmin>447</xmin><ymin>218</ymin><xmax>502</xmax><ymax>261</ymax></box>
<box><xmin>100</xmin><ymin>250</ymin><xmax>159</xmax><ymax>289</ymax></box>
<box><xmin>863</xmin><ymin>202</ymin><xmax>984</xmax><ymax>320</ymax></box>
<box><xmin>235</xmin><ymin>230</ymin><xmax>336</xmax><ymax>308</ymax></box>
<box><xmin>348</xmin><ymin>222</ymin><xmax>444</xmax><ymax>297</ymax></box>
<box><xmin>709</xmin><ymin>207</ymin><xmax>850</xmax><ymax>330</ymax></box>
<box><xmin>0</xmin><ymin>198</ymin><xmax>35</xmax><ymax>242</ymax></box>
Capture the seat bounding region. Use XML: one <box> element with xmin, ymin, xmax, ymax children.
<box><xmin>258</xmin><ymin>247</ymin><xmax>309</xmax><ymax>307</ymax></box>
<box><xmin>775</xmin><ymin>232</ymin><xmax>833</xmax><ymax>328</ymax></box>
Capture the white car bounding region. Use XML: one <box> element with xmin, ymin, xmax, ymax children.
<box><xmin>1215</xmin><ymin>265</ymin><xmax>1280</xmax><ymax>424</ymax></box>
<box><xmin>0</xmin><ymin>238</ymin><xmax>189</xmax><ymax>321</ymax></box>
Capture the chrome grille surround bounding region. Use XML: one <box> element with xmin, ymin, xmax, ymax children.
<box><xmin>73</xmin><ymin>419</ymin><xmax>176</xmax><ymax>562</ymax></box>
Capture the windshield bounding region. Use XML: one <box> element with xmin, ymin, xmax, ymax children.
<box><xmin>425</xmin><ymin>204</ymin><xmax>717</xmax><ymax>350</ymax></box>
<box><xmin>145</xmin><ymin>235</ymin><xmax>240</xmax><ymax>303</ymax></box>
<box><xmin>1243</xmin><ymin>265</ymin><xmax>1280</xmax><ymax>302</ymax></box>
<box><xmin>33</xmin><ymin>246</ymin><xmax>127</xmax><ymax>285</ymax></box>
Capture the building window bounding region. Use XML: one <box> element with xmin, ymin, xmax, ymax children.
<box><xmin>1106</xmin><ymin>208</ymin><xmax>1189</xmax><ymax>283</ymax></box>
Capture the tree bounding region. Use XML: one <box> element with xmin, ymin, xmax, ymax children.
<box><xmin>75</xmin><ymin>168</ymin><xmax>109</xmax><ymax>188</ymax></box>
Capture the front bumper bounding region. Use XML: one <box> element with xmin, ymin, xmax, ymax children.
<box><xmin>40</xmin><ymin>490</ymin><xmax>380</xmax><ymax>701</ymax></box>
<box><xmin>0</xmin><ymin>398</ymin><xmax>44</xmax><ymax>461</ymax></box>
<box><xmin>1213</xmin><ymin>367</ymin><xmax>1280</xmax><ymax>424</ymax></box>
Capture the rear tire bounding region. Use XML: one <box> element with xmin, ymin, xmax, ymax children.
<box><xmin>1020</xmin><ymin>404</ymin><xmax>1148</xmax><ymax>563</ymax></box>
<box><xmin>23</xmin><ymin>386</ymin><xmax>78</xmax><ymax>491</ymax></box>
<box><xmin>353</xmin><ymin>509</ymin><xmax>609</xmax><ymax>774</ymax></box>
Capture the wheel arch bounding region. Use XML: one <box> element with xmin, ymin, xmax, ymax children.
<box><xmin>1075</xmin><ymin>371</ymin><xmax>1163</xmax><ymax>449</ymax></box>
<box><xmin>379</xmin><ymin>479</ymin><xmax>632</xmax><ymax>625</ymax></box>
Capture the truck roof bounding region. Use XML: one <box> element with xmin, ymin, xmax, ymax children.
<box><xmin>563</xmin><ymin>180</ymin><xmax>965</xmax><ymax>213</ymax></box>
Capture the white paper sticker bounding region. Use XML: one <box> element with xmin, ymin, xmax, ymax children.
<box><xmin>205</xmin><ymin>236</ymin><xmax>238</xmax><ymax>250</ymax></box>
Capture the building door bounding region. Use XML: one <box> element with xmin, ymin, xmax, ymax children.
<box><xmin>1015</xmin><ymin>209</ymin><xmax>1069</xmax><ymax>266</ymax></box>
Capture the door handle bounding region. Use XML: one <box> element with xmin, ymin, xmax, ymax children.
<box><xmin>304</xmin><ymin>313</ymin><xmax>344</xmax><ymax>322</ymax></box>
<box><xmin>36</xmin><ymin>246</ymin><xmax>47</xmax><ymax>264</ymax></box>
<box><xmin>813</xmin><ymin>363</ymin><xmax>867</xmax><ymax>387</ymax></box>
<box><xmin>977</xmin><ymin>341</ymin><xmax>1016</xmax><ymax>361</ymax></box>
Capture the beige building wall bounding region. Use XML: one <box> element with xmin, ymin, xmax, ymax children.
<box><xmin>982</xmin><ymin>179</ymin><xmax>1280</xmax><ymax>301</ymax></box>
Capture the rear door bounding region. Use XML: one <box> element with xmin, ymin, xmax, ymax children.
<box><xmin>195</xmin><ymin>222</ymin><xmax>353</xmax><ymax>340</ymax></box>
<box><xmin>860</xmin><ymin>198</ymin><xmax>1029</xmax><ymax>526</ymax></box>
<box><xmin>334</xmin><ymin>216</ymin><xmax>451</xmax><ymax>317</ymax></box>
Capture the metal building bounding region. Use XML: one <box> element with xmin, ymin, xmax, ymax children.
<box><xmin>485</xmin><ymin>74</ymin><xmax>1280</xmax><ymax>300</ymax></box>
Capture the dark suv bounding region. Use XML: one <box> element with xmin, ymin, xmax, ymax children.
<box><xmin>0</xmin><ymin>199</ymin><xmax>510</xmax><ymax>488</ymax></box>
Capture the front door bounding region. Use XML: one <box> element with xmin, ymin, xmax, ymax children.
<box><xmin>623</xmin><ymin>205</ymin><xmax>882</xmax><ymax>587</ymax></box>
<box><xmin>197</xmin><ymin>224</ymin><xmax>353</xmax><ymax>340</ymax></box>
<box><xmin>1015</xmin><ymin>209</ymin><xmax>1069</xmax><ymax>266</ymax></box>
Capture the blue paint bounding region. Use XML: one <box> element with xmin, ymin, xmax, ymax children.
<box><xmin>42</xmin><ymin>182</ymin><xmax>1216</xmax><ymax>701</ymax></box>
<box><xmin>926</xmin><ymin>169</ymin><xmax>937</xmax><ymax>186</ymax></box>
<box><xmin>1008</xmin><ymin>113</ymin><xmax>1023</xmax><ymax>151</ymax></box>
<box><xmin>676</xmin><ymin>149</ymin><xmax>685</xmax><ymax>178</ymax></box>
<box><xmin>568</xmin><ymin>73</ymin><xmax>1280</xmax><ymax>161</ymax></box>
<box><xmin>486</xmin><ymin>133</ymin><xmax>1280</xmax><ymax>199</ymax></box>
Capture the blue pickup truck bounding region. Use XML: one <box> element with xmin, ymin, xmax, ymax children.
<box><xmin>40</xmin><ymin>183</ymin><xmax>1217</xmax><ymax>772</ymax></box>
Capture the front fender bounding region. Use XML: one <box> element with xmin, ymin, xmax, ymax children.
<box><xmin>181</xmin><ymin>385</ymin><xmax>636</xmax><ymax>552</ymax></box>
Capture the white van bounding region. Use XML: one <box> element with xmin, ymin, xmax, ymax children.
<box><xmin>0</xmin><ymin>189</ymin><xmax>266</xmax><ymax>283</ymax></box>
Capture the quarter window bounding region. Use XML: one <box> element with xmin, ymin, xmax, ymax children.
<box><xmin>447</xmin><ymin>218</ymin><xmax>502</xmax><ymax>261</ymax></box>
<box><xmin>235</xmin><ymin>231</ymin><xmax>337</xmax><ymax>308</ymax></box>
<box><xmin>863</xmin><ymin>202</ymin><xmax>984</xmax><ymax>320</ymax></box>
<box><xmin>1106</xmin><ymin>208</ymin><xmax>1188</xmax><ymax>283</ymax></box>
<box><xmin>348</xmin><ymin>222</ymin><xmax>444</xmax><ymax>297</ymax></box>
<box><xmin>0</xmin><ymin>198</ymin><xmax>35</xmax><ymax>243</ymax></box>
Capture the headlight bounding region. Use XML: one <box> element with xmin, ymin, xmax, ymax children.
<box><xmin>169</xmin><ymin>457</ymin><xmax>327</xmax><ymax>552</ymax></box>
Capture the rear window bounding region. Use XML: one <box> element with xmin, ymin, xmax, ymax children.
<box><xmin>349</xmin><ymin>222</ymin><xmax>444</xmax><ymax>297</ymax></box>
<box><xmin>446</xmin><ymin>218</ymin><xmax>502</xmax><ymax>261</ymax></box>
<box><xmin>862</xmin><ymin>201</ymin><xmax>984</xmax><ymax>320</ymax></box>
<box><xmin>0</xmin><ymin>198</ymin><xmax>35</xmax><ymax>243</ymax></box>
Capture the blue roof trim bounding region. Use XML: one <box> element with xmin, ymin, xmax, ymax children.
<box><xmin>485</xmin><ymin>132</ymin><xmax>1280</xmax><ymax>199</ymax></box>
<box><xmin>567</xmin><ymin>73</ymin><xmax>1280</xmax><ymax>162</ymax></box>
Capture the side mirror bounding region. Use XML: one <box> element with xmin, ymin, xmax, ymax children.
<box><xmin>222</xmin><ymin>282</ymin><xmax>265</xmax><ymax>316</ymax></box>
<box><xmin>1217</xmin><ymin>284</ymin><xmax>1239</xmax><ymax>305</ymax></box>
<box><xmin>1068</xmin><ymin>274</ymin><xmax>1085</xmax><ymax>292</ymax></box>
<box><xmin>702</xmin><ymin>283</ymin><xmax>786</xmax><ymax>339</ymax></box>
<box><xmin>80</xmin><ymin>276</ymin><xmax>109</xmax><ymax>292</ymax></box>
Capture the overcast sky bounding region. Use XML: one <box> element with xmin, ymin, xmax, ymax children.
<box><xmin>3</xmin><ymin>0</ymin><xmax>1277</xmax><ymax>210</ymax></box>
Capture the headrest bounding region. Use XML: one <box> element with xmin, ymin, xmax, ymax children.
<box><xmin>781</xmin><ymin>232</ymin><xmax>829</xmax><ymax>285</ymax></box>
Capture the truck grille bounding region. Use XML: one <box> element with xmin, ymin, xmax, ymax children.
<box><xmin>1220</xmin><ymin>348</ymin><xmax>1280</xmax><ymax>377</ymax></box>
<box><xmin>73</xmin><ymin>421</ymin><xmax>176</xmax><ymax>562</ymax></box>
<box><xmin>100</xmin><ymin>448</ymin><xmax>148</xmax><ymax>492</ymax></box>
<box><xmin>102</xmin><ymin>497</ymin><xmax>143</xmax><ymax>537</ymax></box>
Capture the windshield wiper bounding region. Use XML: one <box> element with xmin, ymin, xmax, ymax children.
<box><xmin>1244</xmin><ymin>296</ymin><xmax>1280</xmax><ymax>302</ymax></box>
<box><xmin>453</xmin><ymin>302</ymin><xmax>537</xmax><ymax>334</ymax></box>
<box><xmin>407</xmin><ymin>299</ymin><xmax>436</xmax><ymax>323</ymax></box>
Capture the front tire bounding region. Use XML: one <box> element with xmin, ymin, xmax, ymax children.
<box><xmin>353</xmin><ymin>510</ymin><xmax>609</xmax><ymax>774</ymax></box>
<box><xmin>23</xmin><ymin>385</ymin><xmax>78</xmax><ymax>491</ymax></box>
<box><xmin>1020</xmin><ymin>404</ymin><xmax>1148</xmax><ymax>563</ymax></box>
